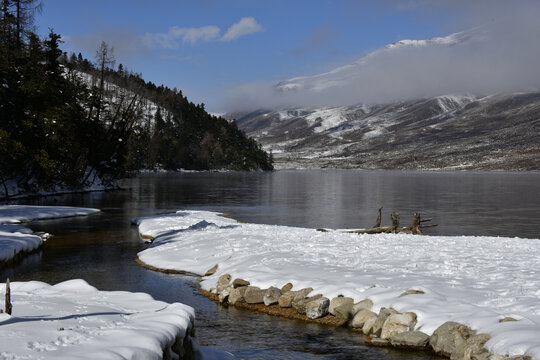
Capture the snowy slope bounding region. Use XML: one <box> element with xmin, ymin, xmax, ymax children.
<box><xmin>274</xmin><ymin>30</ymin><xmax>476</xmax><ymax>95</ymax></box>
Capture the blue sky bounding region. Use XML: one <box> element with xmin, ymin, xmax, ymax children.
<box><xmin>34</xmin><ymin>1</ymin><xmax>531</xmax><ymax>112</ymax></box>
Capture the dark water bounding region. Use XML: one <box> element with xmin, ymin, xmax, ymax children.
<box><xmin>2</xmin><ymin>170</ymin><xmax>539</xmax><ymax>359</ymax></box>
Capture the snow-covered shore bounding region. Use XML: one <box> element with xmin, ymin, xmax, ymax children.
<box><xmin>0</xmin><ymin>279</ymin><xmax>198</xmax><ymax>359</ymax></box>
<box><xmin>136</xmin><ymin>210</ymin><xmax>540</xmax><ymax>359</ymax></box>
<box><xmin>0</xmin><ymin>205</ymin><xmax>100</xmax><ymax>263</ymax></box>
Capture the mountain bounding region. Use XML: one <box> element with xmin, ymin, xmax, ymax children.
<box><xmin>273</xmin><ymin>29</ymin><xmax>477</xmax><ymax>96</ymax></box>
<box><xmin>231</xmin><ymin>30</ymin><xmax>540</xmax><ymax>170</ymax></box>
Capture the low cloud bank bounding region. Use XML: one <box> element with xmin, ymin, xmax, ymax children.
<box><xmin>224</xmin><ymin>2</ymin><xmax>540</xmax><ymax>111</ymax></box>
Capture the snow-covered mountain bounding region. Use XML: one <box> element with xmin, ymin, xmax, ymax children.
<box><xmin>231</xmin><ymin>30</ymin><xmax>540</xmax><ymax>170</ymax></box>
<box><xmin>273</xmin><ymin>30</ymin><xmax>478</xmax><ymax>96</ymax></box>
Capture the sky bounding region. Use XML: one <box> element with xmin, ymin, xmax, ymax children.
<box><xmin>35</xmin><ymin>0</ymin><xmax>540</xmax><ymax>113</ymax></box>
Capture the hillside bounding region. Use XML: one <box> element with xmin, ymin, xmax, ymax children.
<box><xmin>1</xmin><ymin>14</ymin><xmax>272</xmax><ymax>200</ymax></box>
<box><xmin>233</xmin><ymin>93</ymin><xmax>540</xmax><ymax>170</ymax></box>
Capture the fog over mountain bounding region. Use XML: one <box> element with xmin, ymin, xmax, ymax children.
<box><xmin>224</xmin><ymin>1</ymin><xmax>540</xmax><ymax>111</ymax></box>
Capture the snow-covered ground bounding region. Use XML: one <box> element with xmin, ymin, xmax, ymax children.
<box><xmin>0</xmin><ymin>205</ymin><xmax>100</xmax><ymax>263</ymax></box>
<box><xmin>0</xmin><ymin>205</ymin><xmax>100</xmax><ymax>224</ymax></box>
<box><xmin>136</xmin><ymin>210</ymin><xmax>540</xmax><ymax>359</ymax></box>
<box><xmin>0</xmin><ymin>279</ymin><xmax>198</xmax><ymax>359</ymax></box>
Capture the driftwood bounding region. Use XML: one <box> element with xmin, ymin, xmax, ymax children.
<box><xmin>346</xmin><ymin>208</ymin><xmax>437</xmax><ymax>235</ymax></box>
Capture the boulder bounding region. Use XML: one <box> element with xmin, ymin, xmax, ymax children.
<box><xmin>371</xmin><ymin>308</ymin><xmax>399</xmax><ymax>337</ymax></box>
<box><xmin>264</xmin><ymin>287</ymin><xmax>282</xmax><ymax>306</ymax></box>
<box><xmin>351</xmin><ymin>310</ymin><xmax>378</xmax><ymax>329</ymax></box>
<box><xmin>459</xmin><ymin>333</ymin><xmax>491</xmax><ymax>360</ymax></box>
<box><xmin>229</xmin><ymin>286</ymin><xmax>248</xmax><ymax>304</ymax></box>
<box><xmin>216</xmin><ymin>274</ymin><xmax>232</xmax><ymax>293</ymax></box>
<box><xmin>244</xmin><ymin>286</ymin><xmax>266</xmax><ymax>304</ymax></box>
<box><xmin>380</xmin><ymin>312</ymin><xmax>417</xmax><ymax>339</ymax></box>
<box><xmin>278</xmin><ymin>291</ymin><xmax>296</xmax><ymax>308</ymax></box>
<box><xmin>352</xmin><ymin>299</ymin><xmax>374</xmax><ymax>315</ymax></box>
<box><xmin>429</xmin><ymin>321</ymin><xmax>476</xmax><ymax>357</ymax></box>
<box><xmin>218</xmin><ymin>286</ymin><xmax>233</xmax><ymax>303</ymax></box>
<box><xmin>232</xmin><ymin>278</ymin><xmax>250</xmax><ymax>288</ymax></box>
<box><xmin>390</xmin><ymin>331</ymin><xmax>430</xmax><ymax>348</ymax></box>
<box><xmin>279</xmin><ymin>288</ymin><xmax>313</xmax><ymax>308</ymax></box>
<box><xmin>329</xmin><ymin>297</ymin><xmax>353</xmax><ymax>317</ymax></box>
<box><xmin>334</xmin><ymin>303</ymin><xmax>354</xmax><ymax>320</ymax></box>
<box><xmin>293</xmin><ymin>287</ymin><xmax>314</xmax><ymax>301</ymax></box>
<box><xmin>293</xmin><ymin>294</ymin><xmax>322</xmax><ymax>315</ymax></box>
<box><xmin>281</xmin><ymin>282</ymin><xmax>293</xmax><ymax>294</ymax></box>
<box><xmin>362</xmin><ymin>316</ymin><xmax>378</xmax><ymax>335</ymax></box>
<box><xmin>306</xmin><ymin>297</ymin><xmax>330</xmax><ymax>319</ymax></box>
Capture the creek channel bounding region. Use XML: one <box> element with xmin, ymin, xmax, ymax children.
<box><xmin>2</xmin><ymin>170</ymin><xmax>539</xmax><ymax>359</ymax></box>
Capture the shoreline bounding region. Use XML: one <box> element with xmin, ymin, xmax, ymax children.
<box><xmin>134</xmin><ymin>210</ymin><xmax>539</xmax><ymax>360</ymax></box>
<box><xmin>136</xmin><ymin>255</ymin><xmax>528</xmax><ymax>360</ymax></box>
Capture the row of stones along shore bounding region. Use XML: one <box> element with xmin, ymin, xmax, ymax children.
<box><xmin>212</xmin><ymin>274</ymin><xmax>530</xmax><ymax>360</ymax></box>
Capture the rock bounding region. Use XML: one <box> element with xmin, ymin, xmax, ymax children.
<box><xmin>216</xmin><ymin>274</ymin><xmax>231</xmax><ymax>293</ymax></box>
<box><xmin>365</xmin><ymin>336</ymin><xmax>390</xmax><ymax>347</ymax></box>
<box><xmin>362</xmin><ymin>316</ymin><xmax>378</xmax><ymax>335</ymax></box>
<box><xmin>399</xmin><ymin>289</ymin><xmax>425</xmax><ymax>297</ymax></box>
<box><xmin>329</xmin><ymin>297</ymin><xmax>353</xmax><ymax>317</ymax></box>
<box><xmin>293</xmin><ymin>294</ymin><xmax>322</xmax><ymax>315</ymax></box>
<box><xmin>278</xmin><ymin>291</ymin><xmax>296</xmax><ymax>308</ymax></box>
<box><xmin>232</xmin><ymin>278</ymin><xmax>250</xmax><ymax>288</ymax></box>
<box><xmin>218</xmin><ymin>286</ymin><xmax>233</xmax><ymax>303</ymax></box>
<box><xmin>244</xmin><ymin>286</ymin><xmax>266</xmax><ymax>304</ymax></box>
<box><xmin>306</xmin><ymin>297</ymin><xmax>330</xmax><ymax>319</ymax></box>
<box><xmin>429</xmin><ymin>321</ymin><xmax>476</xmax><ymax>357</ymax></box>
<box><xmin>390</xmin><ymin>331</ymin><xmax>430</xmax><ymax>348</ymax></box>
<box><xmin>380</xmin><ymin>312</ymin><xmax>417</xmax><ymax>340</ymax></box>
<box><xmin>334</xmin><ymin>303</ymin><xmax>354</xmax><ymax>320</ymax></box>
<box><xmin>229</xmin><ymin>286</ymin><xmax>248</xmax><ymax>304</ymax></box>
<box><xmin>499</xmin><ymin>317</ymin><xmax>518</xmax><ymax>323</ymax></box>
<box><xmin>281</xmin><ymin>282</ymin><xmax>293</xmax><ymax>293</ymax></box>
<box><xmin>293</xmin><ymin>287</ymin><xmax>313</xmax><ymax>301</ymax></box>
<box><xmin>352</xmin><ymin>299</ymin><xmax>374</xmax><ymax>315</ymax></box>
<box><xmin>264</xmin><ymin>287</ymin><xmax>282</xmax><ymax>306</ymax></box>
<box><xmin>459</xmin><ymin>333</ymin><xmax>491</xmax><ymax>360</ymax></box>
<box><xmin>351</xmin><ymin>310</ymin><xmax>378</xmax><ymax>329</ymax></box>
<box><xmin>204</xmin><ymin>264</ymin><xmax>218</xmax><ymax>276</ymax></box>
<box><xmin>371</xmin><ymin>308</ymin><xmax>399</xmax><ymax>337</ymax></box>
<box><xmin>278</xmin><ymin>288</ymin><xmax>313</xmax><ymax>308</ymax></box>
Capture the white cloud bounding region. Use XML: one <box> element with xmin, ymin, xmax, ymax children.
<box><xmin>143</xmin><ymin>17</ymin><xmax>262</xmax><ymax>48</ymax></box>
<box><xmin>171</xmin><ymin>25</ymin><xmax>221</xmax><ymax>44</ymax></box>
<box><xmin>143</xmin><ymin>25</ymin><xmax>220</xmax><ymax>48</ymax></box>
<box><xmin>221</xmin><ymin>17</ymin><xmax>262</xmax><ymax>41</ymax></box>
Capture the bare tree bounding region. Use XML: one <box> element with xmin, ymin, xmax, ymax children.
<box><xmin>93</xmin><ymin>41</ymin><xmax>115</xmax><ymax>122</ymax></box>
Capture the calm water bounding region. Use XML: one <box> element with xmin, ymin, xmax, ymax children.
<box><xmin>2</xmin><ymin>170</ymin><xmax>539</xmax><ymax>359</ymax></box>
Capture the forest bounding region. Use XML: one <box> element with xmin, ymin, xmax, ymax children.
<box><xmin>0</xmin><ymin>0</ymin><xmax>273</xmax><ymax>199</ymax></box>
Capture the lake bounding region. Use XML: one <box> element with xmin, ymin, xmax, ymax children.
<box><xmin>2</xmin><ymin>170</ymin><xmax>539</xmax><ymax>359</ymax></box>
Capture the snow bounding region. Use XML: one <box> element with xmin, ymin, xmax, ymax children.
<box><xmin>137</xmin><ymin>210</ymin><xmax>540</xmax><ymax>359</ymax></box>
<box><xmin>0</xmin><ymin>279</ymin><xmax>197</xmax><ymax>359</ymax></box>
<box><xmin>305</xmin><ymin>107</ymin><xmax>348</xmax><ymax>133</ymax></box>
<box><xmin>0</xmin><ymin>206</ymin><xmax>100</xmax><ymax>263</ymax></box>
<box><xmin>0</xmin><ymin>205</ymin><xmax>100</xmax><ymax>224</ymax></box>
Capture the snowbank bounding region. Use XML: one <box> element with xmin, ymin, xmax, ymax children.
<box><xmin>0</xmin><ymin>205</ymin><xmax>100</xmax><ymax>263</ymax></box>
<box><xmin>136</xmin><ymin>210</ymin><xmax>540</xmax><ymax>359</ymax></box>
<box><xmin>0</xmin><ymin>205</ymin><xmax>100</xmax><ymax>224</ymax></box>
<box><xmin>0</xmin><ymin>279</ymin><xmax>198</xmax><ymax>359</ymax></box>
